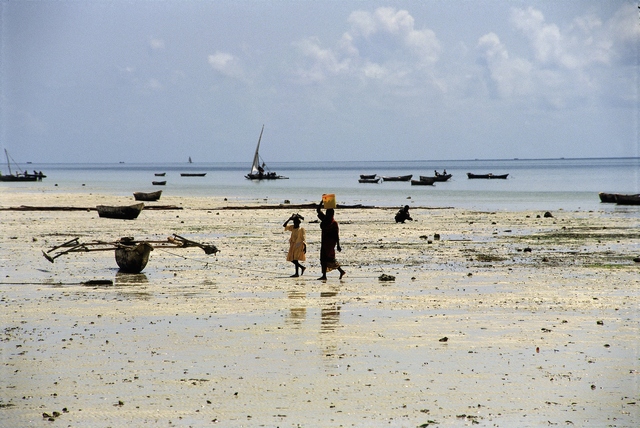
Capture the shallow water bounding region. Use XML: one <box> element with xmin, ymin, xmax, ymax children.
<box><xmin>4</xmin><ymin>157</ymin><xmax>639</xmax><ymax>211</ymax></box>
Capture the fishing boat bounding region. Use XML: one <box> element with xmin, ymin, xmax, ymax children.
<box><xmin>154</xmin><ymin>172</ymin><xmax>166</xmax><ymax>176</ymax></box>
<box><xmin>180</xmin><ymin>173</ymin><xmax>206</xmax><ymax>177</ymax></box>
<box><xmin>411</xmin><ymin>177</ymin><xmax>435</xmax><ymax>185</ymax></box>
<box><xmin>360</xmin><ymin>174</ymin><xmax>377</xmax><ymax>180</ymax></box>
<box><xmin>133</xmin><ymin>190</ymin><xmax>162</xmax><ymax>201</ymax></box>
<box><xmin>615</xmin><ymin>194</ymin><xmax>640</xmax><ymax>205</ymax></box>
<box><xmin>358</xmin><ymin>178</ymin><xmax>381</xmax><ymax>183</ymax></box>
<box><xmin>152</xmin><ymin>180</ymin><xmax>166</xmax><ymax>186</ymax></box>
<box><xmin>467</xmin><ymin>173</ymin><xmax>509</xmax><ymax>179</ymax></box>
<box><xmin>43</xmin><ymin>234</ymin><xmax>219</xmax><ymax>274</ymax></box>
<box><xmin>246</xmin><ymin>125</ymin><xmax>288</xmax><ymax>180</ymax></box>
<box><xmin>381</xmin><ymin>174</ymin><xmax>412</xmax><ymax>182</ymax></box>
<box><xmin>421</xmin><ymin>174</ymin><xmax>452</xmax><ymax>182</ymax></box>
<box><xmin>0</xmin><ymin>149</ymin><xmax>46</xmax><ymax>182</ymax></box>
<box><xmin>96</xmin><ymin>203</ymin><xmax>144</xmax><ymax>220</ymax></box>
<box><xmin>598</xmin><ymin>192</ymin><xmax>618</xmax><ymax>203</ymax></box>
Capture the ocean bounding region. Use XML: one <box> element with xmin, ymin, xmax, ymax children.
<box><xmin>3</xmin><ymin>157</ymin><xmax>639</xmax><ymax>212</ymax></box>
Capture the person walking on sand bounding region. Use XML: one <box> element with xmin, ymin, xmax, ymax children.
<box><xmin>283</xmin><ymin>213</ymin><xmax>306</xmax><ymax>277</ymax></box>
<box><xmin>316</xmin><ymin>204</ymin><xmax>345</xmax><ymax>280</ymax></box>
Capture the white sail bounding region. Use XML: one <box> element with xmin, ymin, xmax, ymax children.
<box><xmin>250</xmin><ymin>125</ymin><xmax>264</xmax><ymax>175</ymax></box>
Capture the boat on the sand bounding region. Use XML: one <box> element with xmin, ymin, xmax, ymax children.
<box><xmin>96</xmin><ymin>203</ymin><xmax>144</xmax><ymax>220</ymax></box>
<box><xmin>133</xmin><ymin>190</ymin><xmax>162</xmax><ymax>201</ymax></box>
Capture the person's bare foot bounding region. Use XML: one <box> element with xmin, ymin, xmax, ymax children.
<box><xmin>290</xmin><ymin>273</ymin><xmax>299</xmax><ymax>278</ymax></box>
<box><xmin>339</xmin><ymin>270</ymin><xmax>345</xmax><ymax>279</ymax></box>
<box><xmin>300</xmin><ymin>266</ymin><xmax>306</xmax><ymax>276</ymax></box>
<box><xmin>317</xmin><ymin>276</ymin><xmax>327</xmax><ymax>281</ymax></box>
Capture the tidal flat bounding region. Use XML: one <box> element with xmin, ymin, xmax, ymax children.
<box><xmin>1</xmin><ymin>191</ymin><xmax>638</xmax><ymax>427</ymax></box>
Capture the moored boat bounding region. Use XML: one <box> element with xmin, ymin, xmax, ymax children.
<box><xmin>180</xmin><ymin>173</ymin><xmax>206</xmax><ymax>177</ymax></box>
<box><xmin>154</xmin><ymin>172</ymin><xmax>166</xmax><ymax>176</ymax></box>
<box><xmin>96</xmin><ymin>203</ymin><xmax>144</xmax><ymax>220</ymax></box>
<box><xmin>359</xmin><ymin>174</ymin><xmax>377</xmax><ymax>180</ymax></box>
<box><xmin>467</xmin><ymin>173</ymin><xmax>509</xmax><ymax>179</ymax></box>
<box><xmin>411</xmin><ymin>178</ymin><xmax>435</xmax><ymax>186</ymax></box>
<box><xmin>358</xmin><ymin>178</ymin><xmax>381</xmax><ymax>183</ymax></box>
<box><xmin>421</xmin><ymin>174</ymin><xmax>452</xmax><ymax>182</ymax></box>
<box><xmin>152</xmin><ymin>181</ymin><xmax>166</xmax><ymax>186</ymax></box>
<box><xmin>615</xmin><ymin>194</ymin><xmax>640</xmax><ymax>205</ymax></box>
<box><xmin>381</xmin><ymin>174</ymin><xmax>412</xmax><ymax>182</ymax></box>
<box><xmin>246</xmin><ymin>125</ymin><xmax>288</xmax><ymax>180</ymax></box>
<box><xmin>133</xmin><ymin>190</ymin><xmax>162</xmax><ymax>201</ymax></box>
<box><xmin>0</xmin><ymin>149</ymin><xmax>46</xmax><ymax>182</ymax></box>
<box><xmin>599</xmin><ymin>192</ymin><xmax>618</xmax><ymax>203</ymax></box>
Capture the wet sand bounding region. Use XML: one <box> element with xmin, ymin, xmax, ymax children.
<box><xmin>1</xmin><ymin>191</ymin><xmax>639</xmax><ymax>427</ymax></box>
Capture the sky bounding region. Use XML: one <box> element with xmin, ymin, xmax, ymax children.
<box><xmin>0</xmin><ymin>0</ymin><xmax>638</xmax><ymax>163</ymax></box>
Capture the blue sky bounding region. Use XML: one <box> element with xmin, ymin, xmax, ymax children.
<box><xmin>1</xmin><ymin>0</ymin><xmax>637</xmax><ymax>163</ymax></box>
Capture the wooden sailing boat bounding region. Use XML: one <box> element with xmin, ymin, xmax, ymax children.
<box><xmin>0</xmin><ymin>149</ymin><xmax>46</xmax><ymax>182</ymax></box>
<box><xmin>245</xmin><ymin>125</ymin><xmax>287</xmax><ymax>180</ymax></box>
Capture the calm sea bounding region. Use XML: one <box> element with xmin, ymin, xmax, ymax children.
<box><xmin>3</xmin><ymin>158</ymin><xmax>639</xmax><ymax>212</ymax></box>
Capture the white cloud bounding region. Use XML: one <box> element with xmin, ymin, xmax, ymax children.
<box><xmin>149</xmin><ymin>38</ymin><xmax>165</xmax><ymax>50</ymax></box>
<box><xmin>208</xmin><ymin>52</ymin><xmax>244</xmax><ymax>79</ymax></box>
<box><xmin>295</xmin><ymin>7</ymin><xmax>441</xmax><ymax>87</ymax></box>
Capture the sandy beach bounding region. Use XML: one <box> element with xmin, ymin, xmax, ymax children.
<box><xmin>1</xmin><ymin>190</ymin><xmax>638</xmax><ymax>427</ymax></box>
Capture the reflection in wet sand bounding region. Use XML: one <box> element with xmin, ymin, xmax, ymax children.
<box><xmin>114</xmin><ymin>272</ymin><xmax>152</xmax><ymax>299</ymax></box>
<box><xmin>286</xmin><ymin>290</ymin><xmax>307</xmax><ymax>328</ymax></box>
<box><xmin>320</xmin><ymin>290</ymin><xmax>341</xmax><ymax>333</ymax></box>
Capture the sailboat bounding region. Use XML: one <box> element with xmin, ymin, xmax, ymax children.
<box><xmin>0</xmin><ymin>149</ymin><xmax>46</xmax><ymax>182</ymax></box>
<box><xmin>245</xmin><ymin>125</ymin><xmax>288</xmax><ymax>180</ymax></box>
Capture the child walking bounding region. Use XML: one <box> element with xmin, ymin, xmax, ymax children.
<box><xmin>283</xmin><ymin>213</ymin><xmax>306</xmax><ymax>277</ymax></box>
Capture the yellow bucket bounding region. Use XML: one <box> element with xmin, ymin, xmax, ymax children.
<box><xmin>322</xmin><ymin>193</ymin><xmax>336</xmax><ymax>209</ymax></box>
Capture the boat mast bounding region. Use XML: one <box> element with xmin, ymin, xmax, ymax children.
<box><xmin>251</xmin><ymin>125</ymin><xmax>264</xmax><ymax>174</ymax></box>
<box><xmin>5</xmin><ymin>149</ymin><xmax>11</xmax><ymax>175</ymax></box>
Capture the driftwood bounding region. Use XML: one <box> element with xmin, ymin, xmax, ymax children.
<box><xmin>1</xmin><ymin>205</ymin><xmax>183</xmax><ymax>211</ymax></box>
<box><xmin>209</xmin><ymin>203</ymin><xmax>450</xmax><ymax>210</ymax></box>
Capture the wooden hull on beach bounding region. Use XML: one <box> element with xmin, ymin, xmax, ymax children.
<box><xmin>133</xmin><ymin>191</ymin><xmax>162</xmax><ymax>202</ymax></box>
<box><xmin>96</xmin><ymin>203</ymin><xmax>144</xmax><ymax>220</ymax></box>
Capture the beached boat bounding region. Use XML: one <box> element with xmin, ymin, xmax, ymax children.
<box><xmin>43</xmin><ymin>234</ymin><xmax>219</xmax><ymax>274</ymax></box>
<box><xmin>467</xmin><ymin>173</ymin><xmax>509</xmax><ymax>179</ymax></box>
<box><xmin>615</xmin><ymin>194</ymin><xmax>640</xmax><ymax>205</ymax></box>
<box><xmin>0</xmin><ymin>149</ymin><xmax>46</xmax><ymax>182</ymax></box>
<box><xmin>358</xmin><ymin>178</ymin><xmax>381</xmax><ymax>183</ymax></box>
<box><xmin>180</xmin><ymin>173</ymin><xmax>206</xmax><ymax>177</ymax></box>
<box><xmin>96</xmin><ymin>203</ymin><xmax>144</xmax><ymax>220</ymax></box>
<box><xmin>154</xmin><ymin>172</ymin><xmax>166</xmax><ymax>176</ymax></box>
<box><xmin>360</xmin><ymin>174</ymin><xmax>377</xmax><ymax>180</ymax></box>
<box><xmin>411</xmin><ymin>178</ymin><xmax>435</xmax><ymax>186</ymax></box>
<box><xmin>246</xmin><ymin>125</ymin><xmax>288</xmax><ymax>180</ymax></box>
<box><xmin>115</xmin><ymin>239</ymin><xmax>154</xmax><ymax>273</ymax></box>
<box><xmin>133</xmin><ymin>190</ymin><xmax>162</xmax><ymax>201</ymax></box>
<box><xmin>152</xmin><ymin>180</ymin><xmax>166</xmax><ymax>186</ymax></box>
<box><xmin>381</xmin><ymin>174</ymin><xmax>412</xmax><ymax>182</ymax></box>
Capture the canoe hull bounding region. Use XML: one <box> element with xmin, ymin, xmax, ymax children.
<box><xmin>382</xmin><ymin>175</ymin><xmax>412</xmax><ymax>182</ymax></box>
<box><xmin>115</xmin><ymin>241</ymin><xmax>154</xmax><ymax>273</ymax></box>
<box><xmin>96</xmin><ymin>203</ymin><xmax>144</xmax><ymax>220</ymax></box>
<box><xmin>467</xmin><ymin>173</ymin><xmax>508</xmax><ymax>179</ymax></box>
<box><xmin>133</xmin><ymin>191</ymin><xmax>162</xmax><ymax>201</ymax></box>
